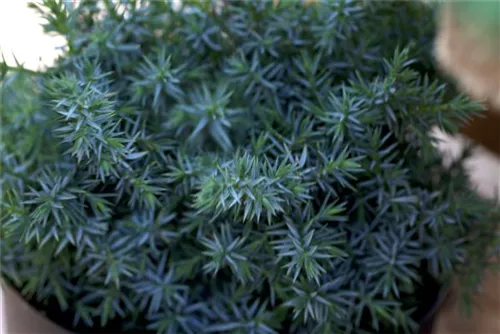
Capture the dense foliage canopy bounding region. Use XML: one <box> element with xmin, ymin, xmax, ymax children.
<box><xmin>1</xmin><ymin>1</ymin><xmax>500</xmax><ymax>333</ymax></box>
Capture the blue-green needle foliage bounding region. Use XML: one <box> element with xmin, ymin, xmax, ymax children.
<box><xmin>1</xmin><ymin>0</ymin><xmax>500</xmax><ymax>333</ymax></box>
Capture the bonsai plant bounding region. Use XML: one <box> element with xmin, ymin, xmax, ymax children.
<box><xmin>1</xmin><ymin>0</ymin><xmax>499</xmax><ymax>333</ymax></box>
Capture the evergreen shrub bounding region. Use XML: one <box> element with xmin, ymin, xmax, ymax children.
<box><xmin>1</xmin><ymin>0</ymin><xmax>499</xmax><ymax>333</ymax></box>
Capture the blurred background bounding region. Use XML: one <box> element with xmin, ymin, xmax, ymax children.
<box><xmin>0</xmin><ymin>1</ymin><xmax>66</xmax><ymax>71</ymax></box>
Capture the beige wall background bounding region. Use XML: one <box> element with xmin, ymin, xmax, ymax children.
<box><xmin>0</xmin><ymin>1</ymin><xmax>499</xmax><ymax>334</ymax></box>
<box><xmin>0</xmin><ymin>1</ymin><xmax>65</xmax><ymax>71</ymax></box>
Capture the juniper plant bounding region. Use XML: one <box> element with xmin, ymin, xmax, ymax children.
<box><xmin>1</xmin><ymin>0</ymin><xmax>499</xmax><ymax>333</ymax></box>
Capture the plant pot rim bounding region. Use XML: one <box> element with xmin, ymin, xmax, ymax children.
<box><xmin>418</xmin><ymin>284</ymin><xmax>452</xmax><ymax>334</ymax></box>
<box><xmin>2</xmin><ymin>278</ymin><xmax>450</xmax><ymax>334</ymax></box>
<box><xmin>1</xmin><ymin>280</ymin><xmax>71</xmax><ymax>334</ymax></box>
